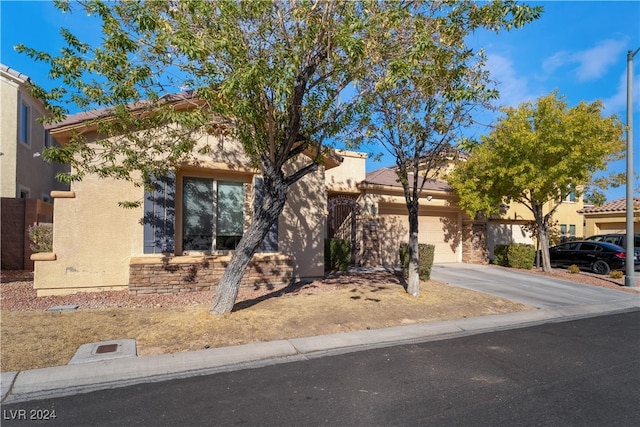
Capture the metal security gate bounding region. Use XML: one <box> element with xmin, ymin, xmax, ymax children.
<box><xmin>327</xmin><ymin>196</ymin><xmax>361</xmax><ymax>265</ymax></box>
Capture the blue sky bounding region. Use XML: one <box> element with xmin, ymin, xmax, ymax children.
<box><xmin>1</xmin><ymin>0</ymin><xmax>638</xmax><ymax>202</ymax></box>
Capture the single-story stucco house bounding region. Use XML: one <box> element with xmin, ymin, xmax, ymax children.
<box><xmin>32</xmin><ymin>97</ymin><xmax>589</xmax><ymax>296</ymax></box>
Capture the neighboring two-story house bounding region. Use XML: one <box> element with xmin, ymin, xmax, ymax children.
<box><xmin>0</xmin><ymin>64</ymin><xmax>69</xmax><ymax>270</ymax></box>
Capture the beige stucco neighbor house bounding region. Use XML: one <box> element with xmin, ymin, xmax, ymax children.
<box><xmin>484</xmin><ymin>189</ymin><xmax>587</xmax><ymax>257</ymax></box>
<box><xmin>0</xmin><ymin>64</ymin><xmax>68</xmax><ymax>200</ymax></box>
<box><xmin>1</xmin><ymin>64</ymin><xmax>69</xmax><ymax>270</ymax></box>
<box><xmin>578</xmin><ymin>197</ymin><xmax>640</xmax><ymax>236</ymax></box>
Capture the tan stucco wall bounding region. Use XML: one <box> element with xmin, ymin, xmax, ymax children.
<box><xmin>280</xmin><ymin>161</ymin><xmax>326</xmax><ymax>279</ymax></box>
<box><xmin>33</xmin><ymin>177</ymin><xmax>143</xmax><ymax>295</ymax></box>
<box><xmin>499</xmin><ymin>192</ymin><xmax>585</xmax><ymax>239</ymax></box>
<box><xmin>0</xmin><ymin>74</ymin><xmax>19</xmax><ymax>197</ymax></box>
<box><xmin>33</xmin><ymin>131</ymin><xmax>327</xmax><ymax>293</ymax></box>
<box><xmin>325</xmin><ymin>150</ymin><xmax>366</xmax><ymax>193</ymax></box>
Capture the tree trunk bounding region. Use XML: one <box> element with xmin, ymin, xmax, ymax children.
<box><xmin>533</xmin><ymin>204</ymin><xmax>552</xmax><ymax>272</ymax></box>
<box><xmin>210</xmin><ymin>170</ymin><xmax>288</xmax><ymax>314</ymax></box>
<box><xmin>407</xmin><ymin>200</ymin><xmax>420</xmax><ymax>297</ymax></box>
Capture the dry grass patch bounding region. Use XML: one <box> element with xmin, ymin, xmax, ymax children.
<box><xmin>1</xmin><ymin>278</ymin><xmax>531</xmax><ymax>373</ymax></box>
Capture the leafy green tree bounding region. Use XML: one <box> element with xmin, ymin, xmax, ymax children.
<box><xmin>349</xmin><ymin>1</ymin><xmax>541</xmax><ymax>296</ymax></box>
<box><xmin>448</xmin><ymin>92</ymin><xmax>624</xmax><ymax>272</ymax></box>
<box><xmin>19</xmin><ymin>0</ymin><xmax>380</xmax><ymax>314</ymax></box>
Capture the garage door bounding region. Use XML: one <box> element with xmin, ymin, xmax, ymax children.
<box><xmin>597</xmin><ymin>223</ymin><xmax>626</xmax><ymax>233</ymax></box>
<box><xmin>418</xmin><ymin>213</ymin><xmax>459</xmax><ymax>263</ymax></box>
<box><xmin>378</xmin><ymin>204</ymin><xmax>459</xmax><ymax>264</ymax></box>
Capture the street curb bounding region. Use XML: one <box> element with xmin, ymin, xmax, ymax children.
<box><xmin>2</xmin><ymin>300</ymin><xmax>638</xmax><ymax>405</ymax></box>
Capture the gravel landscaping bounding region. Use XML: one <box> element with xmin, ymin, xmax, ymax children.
<box><xmin>1</xmin><ymin>266</ymin><xmax>636</xmax><ymax>313</ymax></box>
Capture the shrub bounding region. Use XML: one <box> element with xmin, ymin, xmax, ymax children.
<box><xmin>493</xmin><ymin>245</ymin><xmax>509</xmax><ymax>266</ymax></box>
<box><xmin>399</xmin><ymin>243</ymin><xmax>435</xmax><ymax>280</ymax></box>
<box><xmin>609</xmin><ymin>270</ymin><xmax>623</xmax><ymax>279</ymax></box>
<box><xmin>567</xmin><ymin>264</ymin><xmax>580</xmax><ymax>274</ymax></box>
<box><xmin>27</xmin><ymin>223</ymin><xmax>53</xmax><ymax>253</ymax></box>
<box><xmin>324</xmin><ymin>238</ymin><xmax>351</xmax><ymax>271</ymax></box>
<box><xmin>507</xmin><ymin>243</ymin><xmax>536</xmax><ymax>269</ymax></box>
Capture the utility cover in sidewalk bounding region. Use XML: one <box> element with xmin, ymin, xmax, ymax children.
<box><xmin>69</xmin><ymin>339</ymin><xmax>137</xmax><ymax>364</ymax></box>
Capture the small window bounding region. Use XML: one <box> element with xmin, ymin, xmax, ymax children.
<box><xmin>19</xmin><ymin>188</ymin><xmax>30</xmax><ymax>198</ymax></box>
<box><xmin>20</xmin><ymin>102</ymin><xmax>30</xmax><ymax>146</ymax></box>
<box><xmin>560</xmin><ymin>185</ymin><xmax>576</xmax><ymax>202</ymax></box>
<box><xmin>44</xmin><ymin>129</ymin><xmax>51</xmax><ymax>148</ymax></box>
<box><xmin>569</xmin><ymin>225</ymin><xmax>576</xmax><ymax>238</ymax></box>
<box><xmin>560</xmin><ymin>224</ymin><xmax>567</xmax><ymax>237</ymax></box>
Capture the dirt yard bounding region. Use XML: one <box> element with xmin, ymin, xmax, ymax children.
<box><xmin>0</xmin><ymin>267</ymin><xmax>635</xmax><ymax>373</ymax></box>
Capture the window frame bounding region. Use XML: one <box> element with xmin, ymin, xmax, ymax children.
<box><xmin>18</xmin><ymin>185</ymin><xmax>30</xmax><ymax>199</ymax></box>
<box><xmin>180</xmin><ymin>175</ymin><xmax>246</xmax><ymax>254</ymax></box>
<box><xmin>20</xmin><ymin>101</ymin><xmax>31</xmax><ymax>147</ymax></box>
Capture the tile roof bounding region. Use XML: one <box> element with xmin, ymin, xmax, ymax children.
<box><xmin>578</xmin><ymin>197</ymin><xmax>640</xmax><ymax>214</ymax></box>
<box><xmin>0</xmin><ymin>63</ymin><xmax>30</xmax><ymax>83</ymax></box>
<box><xmin>45</xmin><ymin>91</ymin><xmax>200</xmax><ymax>130</ymax></box>
<box><xmin>363</xmin><ymin>167</ymin><xmax>452</xmax><ymax>192</ymax></box>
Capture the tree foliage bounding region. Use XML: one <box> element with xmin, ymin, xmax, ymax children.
<box><xmin>18</xmin><ymin>0</ymin><xmax>380</xmax><ymax>314</ymax></box>
<box><xmin>448</xmin><ymin>91</ymin><xmax>624</xmax><ymax>271</ymax></box>
<box><xmin>348</xmin><ymin>0</ymin><xmax>541</xmax><ymax>296</ymax></box>
<box><xmin>16</xmin><ymin>0</ymin><xmax>542</xmax><ymax>313</ymax></box>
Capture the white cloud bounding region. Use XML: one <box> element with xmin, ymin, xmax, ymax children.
<box><xmin>486</xmin><ymin>54</ymin><xmax>536</xmax><ymax>108</ymax></box>
<box><xmin>601</xmin><ymin>70</ymin><xmax>640</xmax><ymax>115</ymax></box>
<box><xmin>542</xmin><ymin>39</ymin><xmax>628</xmax><ymax>82</ymax></box>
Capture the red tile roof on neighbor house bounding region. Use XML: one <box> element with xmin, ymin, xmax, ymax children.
<box><xmin>578</xmin><ymin>197</ymin><xmax>640</xmax><ymax>214</ymax></box>
<box><xmin>363</xmin><ymin>167</ymin><xmax>452</xmax><ymax>192</ymax></box>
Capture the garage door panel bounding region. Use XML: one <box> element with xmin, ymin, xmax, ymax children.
<box><xmin>377</xmin><ymin>205</ymin><xmax>459</xmax><ymax>264</ymax></box>
<box><xmin>418</xmin><ymin>214</ymin><xmax>459</xmax><ymax>263</ymax></box>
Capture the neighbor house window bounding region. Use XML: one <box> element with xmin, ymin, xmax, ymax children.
<box><xmin>561</xmin><ymin>185</ymin><xmax>576</xmax><ymax>202</ymax></box>
<box><xmin>182</xmin><ymin>177</ymin><xmax>244</xmax><ymax>251</ymax></box>
<box><xmin>560</xmin><ymin>224</ymin><xmax>567</xmax><ymax>238</ymax></box>
<box><xmin>569</xmin><ymin>224</ymin><xmax>576</xmax><ymax>238</ymax></box>
<box><xmin>20</xmin><ymin>102</ymin><xmax>30</xmax><ymax>146</ymax></box>
<box><xmin>18</xmin><ymin>186</ymin><xmax>30</xmax><ymax>198</ymax></box>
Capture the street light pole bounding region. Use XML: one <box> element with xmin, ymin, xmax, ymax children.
<box><xmin>625</xmin><ymin>48</ymin><xmax>639</xmax><ymax>287</ymax></box>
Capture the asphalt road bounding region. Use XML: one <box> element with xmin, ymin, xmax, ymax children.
<box><xmin>2</xmin><ymin>310</ymin><xmax>638</xmax><ymax>427</ymax></box>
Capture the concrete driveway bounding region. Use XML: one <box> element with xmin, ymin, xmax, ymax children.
<box><xmin>431</xmin><ymin>263</ymin><xmax>640</xmax><ymax>309</ymax></box>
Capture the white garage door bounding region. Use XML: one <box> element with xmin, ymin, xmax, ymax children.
<box><xmin>378</xmin><ymin>204</ymin><xmax>459</xmax><ymax>264</ymax></box>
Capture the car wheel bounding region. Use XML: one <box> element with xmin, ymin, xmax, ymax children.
<box><xmin>592</xmin><ymin>260</ymin><xmax>610</xmax><ymax>275</ymax></box>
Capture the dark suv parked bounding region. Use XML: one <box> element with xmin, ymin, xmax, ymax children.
<box><xmin>585</xmin><ymin>234</ymin><xmax>640</xmax><ymax>252</ymax></box>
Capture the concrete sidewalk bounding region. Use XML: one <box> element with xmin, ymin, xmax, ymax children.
<box><xmin>2</xmin><ymin>298</ymin><xmax>638</xmax><ymax>405</ymax></box>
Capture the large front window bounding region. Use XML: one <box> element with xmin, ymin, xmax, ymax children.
<box><xmin>182</xmin><ymin>178</ymin><xmax>244</xmax><ymax>251</ymax></box>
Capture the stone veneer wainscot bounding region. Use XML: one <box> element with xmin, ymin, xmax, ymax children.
<box><xmin>128</xmin><ymin>253</ymin><xmax>294</xmax><ymax>294</ymax></box>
